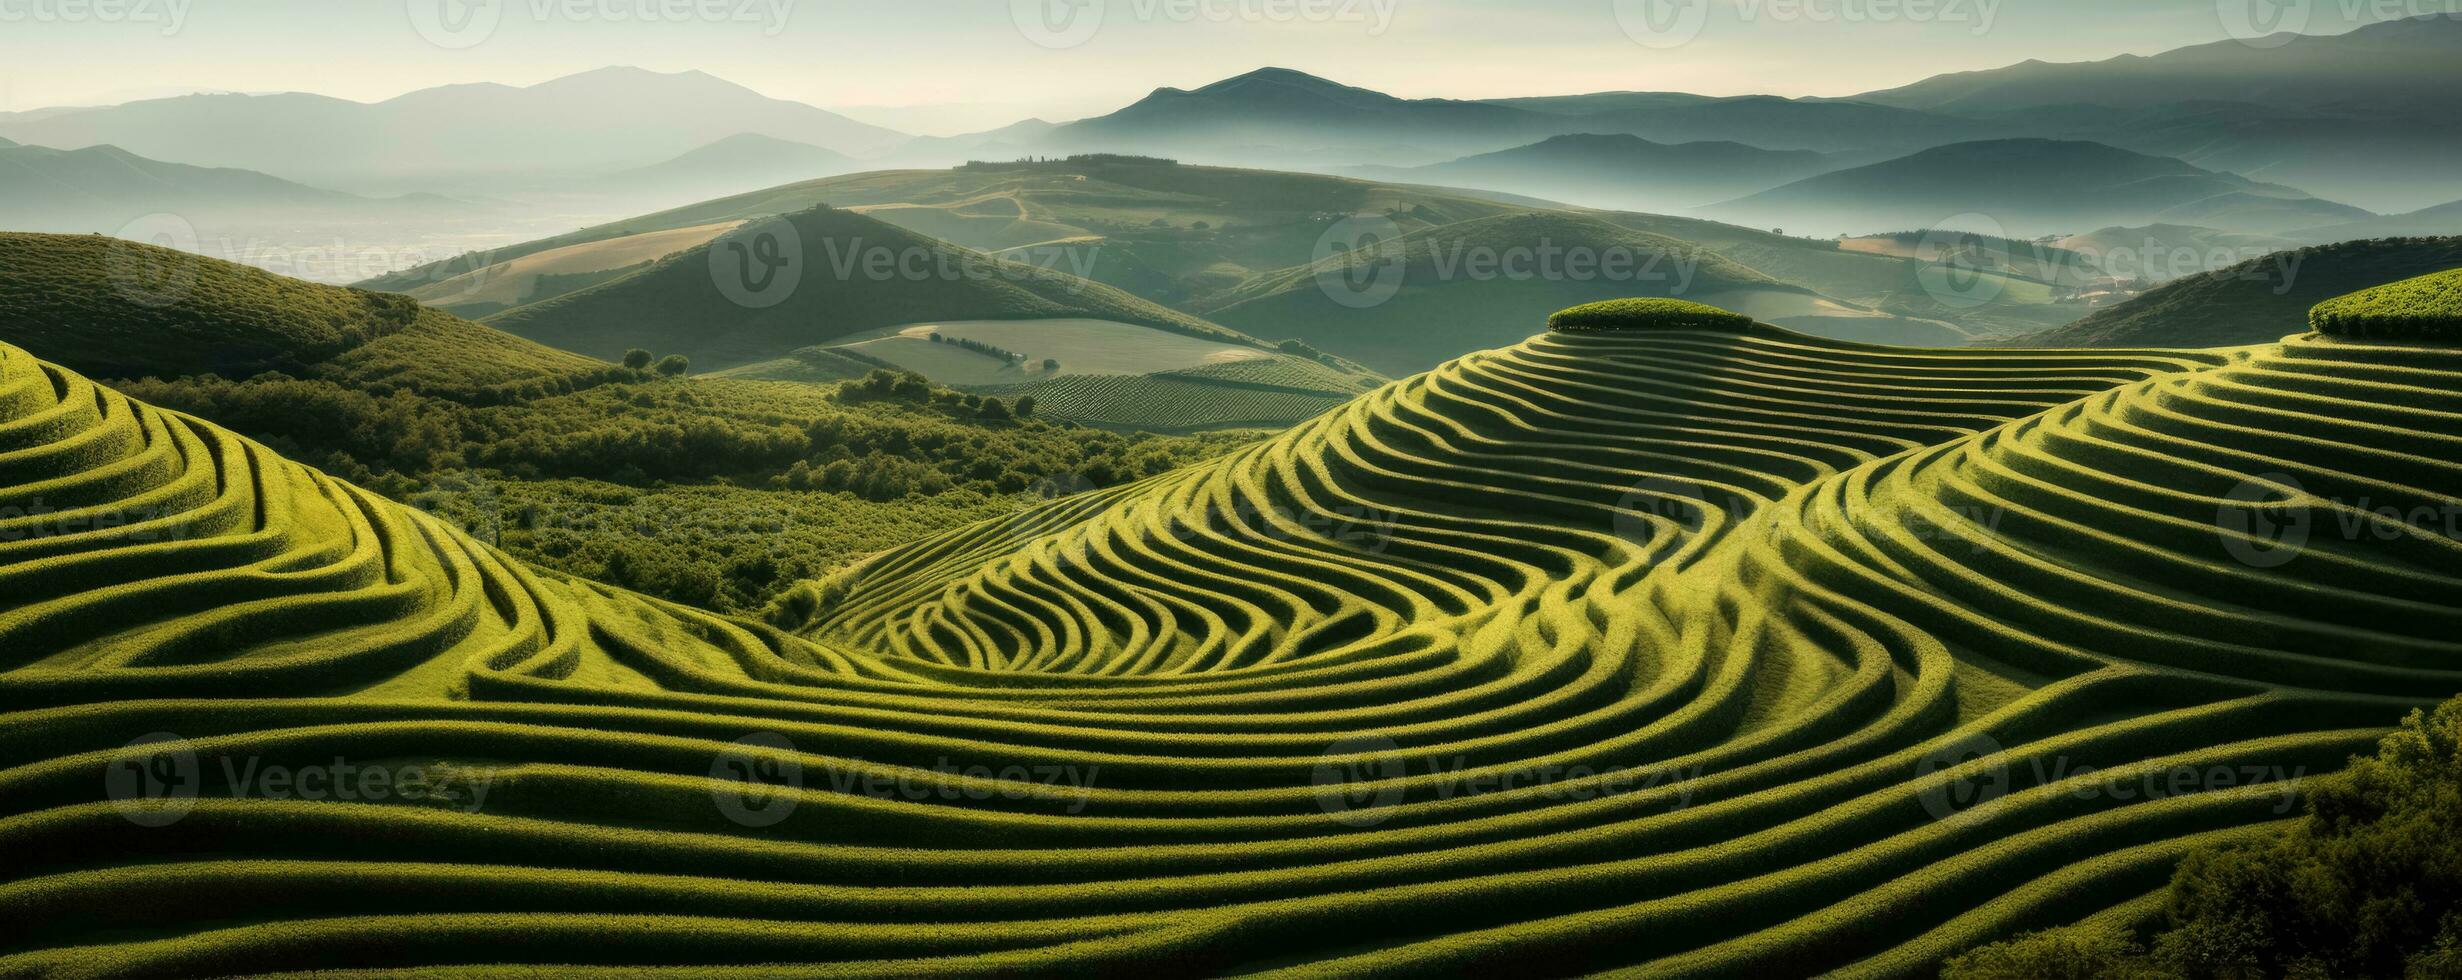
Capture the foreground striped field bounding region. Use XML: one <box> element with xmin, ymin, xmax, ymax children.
<box><xmin>4</xmin><ymin>302</ymin><xmax>2459</xmax><ymax>974</ymax></box>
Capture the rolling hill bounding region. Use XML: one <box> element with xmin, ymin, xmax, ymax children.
<box><xmin>1701</xmin><ymin>138</ymin><xmax>2368</xmax><ymax>238</ymax></box>
<box><xmin>360</xmin><ymin>158</ymin><xmax>1539</xmax><ymax>313</ymax></box>
<box><xmin>482</xmin><ymin>204</ymin><xmax>1277</xmax><ymax>370</ymax></box>
<box><xmin>2000</xmin><ymin>237</ymin><xmax>2462</xmax><ymax>348</ymax></box>
<box><xmin>6</xmin><ymin>270</ymin><xmax>2462</xmax><ymax>973</ymax></box>
<box><xmin>0</xmin><ymin>232</ymin><xmax>602</xmax><ymax>396</ymax></box>
<box><xmin>1348</xmin><ymin>133</ymin><xmax>1839</xmax><ymax>214</ymax></box>
<box><xmin>2053</xmin><ymin>224</ymin><xmax>2300</xmax><ymax>282</ymax></box>
<box><xmin>1192</xmin><ymin>210</ymin><xmax>1962</xmax><ymax>373</ymax></box>
<box><xmin>0</xmin><ymin>67</ymin><xmax>908</xmax><ymax>191</ymax></box>
<box><xmin>713</xmin><ymin>318</ymin><xmax>1379</xmax><ymax>432</ymax></box>
<box><xmin>404</xmin><ymin>221</ymin><xmax>749</xmax><ymax>319</ymax></box>
<box><xmin>357</xmin><ymin>158</ymin><xmax>2103</xmax><ymax>354</ymax></box>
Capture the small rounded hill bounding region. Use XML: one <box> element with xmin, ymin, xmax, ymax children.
<box><xmin>1546</xmin><ymin>298</ymin><xmax>1755</xmax><ymax>334</ymax></box>
<box><xmin>2310</xmin><ymin>266</ymin><xmax>2462</xmax><ymax>341</ymax></box>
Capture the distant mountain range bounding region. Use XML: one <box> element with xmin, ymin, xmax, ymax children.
<box><xmin>0</xmin><ymin>141</ymin><xmax>464</xmax><ymax>231</ymax></box>
<box><xmin>1015</xmin><ymin>67</ymin><xmax>2008</xmax><ymax>170</ymax></box>
<box><xmin>1843</xmin><ymin>15</ymin><xmax>2462</xmax><ymax>210</ymax></box>
<box><xmin>1849</xmin><ymin>16</ymin><xmax>2459</xmax><ymax>117</ymax></box>
<box><xmin>2294</xmin><ymin>199</ymin><xmax>2462</xmax><ymax>242</ymax></box>
<box><xmin>5</xmin><ymin>16</ymin><xmax>2455</xmax><ymax>215</ymax></box>
<box><xmin>1033</xmin><ymin>68</ymin><xmax>1552</xmax><ymax>167</ymax></box>
<box><xmin>598</xmin><ymin>133</ymin><xmax>859</xmax><ymax>208</ymax></box>
<box><xmin>0</xmin><ymin>67</ymin><xmax>907</xmax><ymax>192</ymax></box>
<box><xmin>1699</xmin><ymin>139</ymin><xmax>2371</xmax><ymax>238</ymax></box>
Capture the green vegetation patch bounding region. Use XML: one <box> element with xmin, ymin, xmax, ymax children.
<box><xmin>2310</xmin><ymin>265</ymin><xmax>2462</xmax><ymax>341</ymax></box>
<box><xmin>1546</xmin><ymin>298</ymin><xmax>1755</xmax><ymax>334</ymax></box>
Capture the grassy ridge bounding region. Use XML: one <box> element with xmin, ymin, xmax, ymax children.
<box><xmin>0</xmin><ymin>233</ymin><xmax>604</xmax><ymax>397</ymax></box>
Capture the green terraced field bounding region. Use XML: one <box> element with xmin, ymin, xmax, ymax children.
<box><xmin>4</xmin><ymin>285</ymin><xmax>2461</xmax><ymax>974</ymax></box>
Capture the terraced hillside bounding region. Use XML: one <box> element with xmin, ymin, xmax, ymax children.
<box><xmin>6</xmin><ymin>291</ymin><xmax>2461</xmax><ymax>974</ymax></box>
<box><xmin>772</xmin><ymin>312</ymin><xmax>2461</xmax><ymax>973</ymax></box>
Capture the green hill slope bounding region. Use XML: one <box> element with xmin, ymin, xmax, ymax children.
<box><xmin>363</xmin><ymin>158</ymin><xmax>1531</xmax><ymax>312</ymax></box>
<box><xmin>0</xmin><ymin>232</ymin><xmax>604</xmax><ymax>398</ymax></box>
<box><xmin>6</xmin><ymin>283</ymin><xmax>2462</xmax><ymax>974</ymax></box>
<box><xmin>1190</xmin><ymin>209</ymin><xmax>1945</xmax><ymax>373</ymax></box>
<box><xmin>482</xmin><ymin>204</ymin><xmax>1269</xmax><ymax>370</ymax></box>
<box><xmin>2002</xmin><ymin>237</ymin><xmax>2462</xmax><ymax>347</ymax></box>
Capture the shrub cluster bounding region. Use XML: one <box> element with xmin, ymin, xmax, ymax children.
<box><xmin>1546</xmin><ymin>298</ymin><xmax>1755</xmax><ymax>334</ymax></box>
<box><xmin>2309</xmin><ymin>267</ymin><xmax>2462</xmax><ymax>341</ymax></box>
<box><xmin>934</xmin><ymin>333</ymin><xmax>1025</xmax><ymax>364</ymax></box>
<box><xmin>126</xmin><ymin>366</ymin><xmax>1247</xmax><ymax>609</ymax></box>
<box><xmin>1947</xmin><ymin>694</ymin><xmax>2462</xmax><ymax>978</ymax></box>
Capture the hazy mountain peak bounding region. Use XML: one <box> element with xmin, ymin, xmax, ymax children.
<box><xmin>1196</xmin><ymin>67</ymin><xmax>1355</xmax><ymax>92</ymax></box>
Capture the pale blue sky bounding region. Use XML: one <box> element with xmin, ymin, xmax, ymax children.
<box><xmin>0</xmin><ymin>0</ymin><xmax>2421</xmax><ymax>131</ymax></box>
